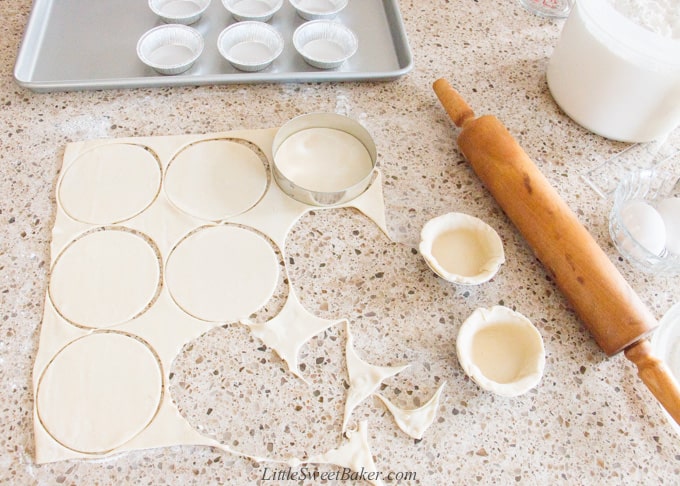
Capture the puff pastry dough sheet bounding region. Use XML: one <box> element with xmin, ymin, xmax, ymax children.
<box><xmin>35</xmin><ymin>125</ymin><xmax>441</xmax><ymax>481</ymax></box>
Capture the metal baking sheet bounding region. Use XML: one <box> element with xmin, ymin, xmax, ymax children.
<box><xmin>14</xmin><ymin>0</ymin><xmax>413</xmax><ymax>92</ymax></box>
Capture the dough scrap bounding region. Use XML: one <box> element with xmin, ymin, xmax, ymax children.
<box><xmin>305</xmin><ymin>421</ymin><xmax>383</xmax><ymax>486</ymax></box>
<box><xmin>243</xmin><ymin>289</ymin><xmax>341</xmax><ymax>380</ymax></box>
<box><xmin>375</xmin><ymin>382</ymin><xmax>446</xmax><ymax>440</ymax></box>
<box><xmin>343</xmin><ymin>322</ymin><xmax>409</xmax><ymax>432</ymax></box>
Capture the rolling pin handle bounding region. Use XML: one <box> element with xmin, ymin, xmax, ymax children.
<box><xmin>625</xmin><ymin>339</ymin><xmax>680</xmax><ymax>427</ymax></box>
<box><xmin>433</xmin><ymin>78</ymin><xmax>475</xmax><ymax>127</ymax></box>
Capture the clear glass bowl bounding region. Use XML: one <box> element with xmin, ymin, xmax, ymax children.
<box><xmin>519</xmin><ymin>0</ymin><xmax>572</xmax><ymax>19</ymax></box>
<box><xmin>609</xmin><ymin>167</ymin><xmax>680</xmax><ymax>275</ymax></box>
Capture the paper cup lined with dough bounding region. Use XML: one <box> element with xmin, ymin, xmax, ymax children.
<box><xmin>272</xmin><ymin>113</ymin><xmax>377</xmax><ymax>206</ymax></box>
<box><xmin>456</xmin><ymin>306</ymin><xmax>545</xmax><ymax>397</ymax></box>
<box><xmin>419</xmin><ymin>212</ymin><xmax>505</xmax><ymax>285</ymax></box>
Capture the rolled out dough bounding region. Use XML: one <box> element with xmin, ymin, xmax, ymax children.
<box><xmin>36</xmin><ymin>128</ymin><xmax>415</xmax><ymax>470</ymax></box>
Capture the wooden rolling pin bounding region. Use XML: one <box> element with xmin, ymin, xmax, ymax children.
<box><xmin>433</xmin><ymin>78</ymin><xmax>680</xmax><ymax>426</ymax></box>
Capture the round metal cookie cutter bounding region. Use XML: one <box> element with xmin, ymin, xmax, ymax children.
<box><xmin>272</xmin><ymin>113</ymin><xmax>377</xmax><ymax>206</ymax></box>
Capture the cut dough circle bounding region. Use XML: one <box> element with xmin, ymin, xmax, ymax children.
<box><xmin>274</xmin><ymin>127</ymin><xmax>373</xmax><ymax>193</ymax></box>
<box><xmin>58</xmin><ymin>143</ymin><xmax>161</xmax><ymax>224</ymax></box>
<box><xmin>166</xmin><ymin>225</ymin><xmax>279</xmax><ymax>322</ymax></box>
<box><xmin>49</xmin><ymin>229</ymin><xmax>161</xmax><ymax>328</ymax></box>
<box><xmin>164</xmin><ymin>139</ymin><xmax>268</xmax><ymax>221</ymax></box>
<box><xmin>36</xmin><ymin>332</ymin><xmax>163</xmax><ymax>454</ymax></box>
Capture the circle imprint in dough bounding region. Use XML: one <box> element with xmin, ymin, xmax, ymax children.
<box><xmin>166</xmin><ymin>225</ymin><xmax>279</xmax><ymax>322</ymax></box>
<box><xmin>274</xmin><ymin>127</ymin><xmax>373</xmax><ymax>193</ymax></box>
<box><xmin>49</xmin><ymin>229</ymin><xmax>161</xmax><ymax>328</ymax></box>
<box><xmin>36</xmin><ymin>332</ymin><xmax>163</xmax><ymax>454</ymax></box>
<box><xmin>164</xmin><ymin>139</ymin><xmax>267</xmax><ymax>221</ymax></box>
<box><xmin>58</xmin><ymin>143</ymin><xmax>161</xmax><ymax>224</ymax></box>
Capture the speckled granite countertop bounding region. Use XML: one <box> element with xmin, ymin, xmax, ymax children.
<box><xmin>2</xmin><ymin>1</ymin><xmax>680</xmax><ymax>484</ymax></box>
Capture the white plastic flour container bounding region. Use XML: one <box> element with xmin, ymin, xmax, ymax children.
<box><xmin>547</xmin><ymin>0</ymin><xmax>680</xmax><ymax>143</ymax></box>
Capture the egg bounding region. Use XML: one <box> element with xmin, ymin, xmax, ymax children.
<box><xmin>656</xmin><ymin>197</ymin><xmax>680</xmax><ymax>256</ymax></box>
<box><xmin>620</xmin><ymin>200</ymin><xmax>666</xmax><ymax>256</ymax></box>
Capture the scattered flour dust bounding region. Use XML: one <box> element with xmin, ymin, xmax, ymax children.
<box><xmin>58</xmin><ymin>114</ymin><xmax>112</xmax><ymax>140</ymax></box>
<box><xmin>335</xmin><ymin>90</ymin><xmax>352</xmax><ymax>117</ymax></box>
<box><xmin>607</xmin><ymin>0</ymin><xmax>680</xmax><ymax>38</ymax></box>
